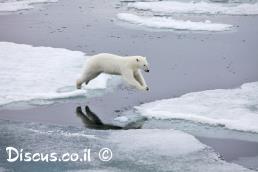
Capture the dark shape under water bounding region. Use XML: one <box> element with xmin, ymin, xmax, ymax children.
<box><xmin>76</xmin><ymin>106</ymin><xmax>145</xmax><ymax>130</ymax></box>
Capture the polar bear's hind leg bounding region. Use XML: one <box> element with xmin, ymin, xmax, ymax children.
<box><xmin>76</xmin><ymin>71</ymin><xmax>101</xmax><ymax>89</ymax></box>
<box><xmin>85</xmin><ymin>72</ymin><xmax>101</xmax><ymax>85</ymax></box>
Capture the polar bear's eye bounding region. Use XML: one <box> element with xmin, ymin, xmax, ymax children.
<box><xmin>144</xmin><ymin>65</ymin><xmax>146</xmax><ymax>66</ymax></box>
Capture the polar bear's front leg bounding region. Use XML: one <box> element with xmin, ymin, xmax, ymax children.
<box><xmin>134</xmin><ymin>70</ymin><xmax>147</xmax><ymax>88</ymax></box>
<box><xmin>122</xmin><ymin>71</ymin><xmax>147</xmax><ymax>91</ymax></box>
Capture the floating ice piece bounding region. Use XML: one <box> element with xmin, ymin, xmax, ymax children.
<box><xmin>117</xmin><ymin>13</ymin><xmax>232</xmax><ymax>31</ymax></box>
<box><xmin>0</xmin><ymin>0</ymin><xmax>58</xmax><ymax>12</ymax></box>
<box><xmin>110</xmin><ymin>129</ymin><xmax>205</xmax><ymax>156</ymax></box>
<box><xmin>0</xmin><ymin>42</ymin><xmax>111</xmax><ymax>106</ymax></box>
<box><xmin>135</xmin><ymin>82</ymin><xmax>258</xmax><ymax>133</ymax></box>
<box><xmin>113</xmin><ymin>113</ymin><xmax>147</xmax><ymax>129</ymax></box>
<box><xmin>114</xmin><ymin>116</ymin><xmax>129</xmax><ymax>122</ymax></box>
<box><xmin>128</xmin><ymin>1</ymin><xmax>258</xmax><ymax>15</ymax></box>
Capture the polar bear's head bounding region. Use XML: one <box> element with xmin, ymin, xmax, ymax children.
<box><xmin>135</xmin><ymin>56</ymin><xmax>149</xmax><ymax>72</ymax></box>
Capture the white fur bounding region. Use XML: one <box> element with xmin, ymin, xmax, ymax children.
<box><xmin>76</xmin><ymin>53</ymin><xmax>149</xmax><ymax>91</ymax></box>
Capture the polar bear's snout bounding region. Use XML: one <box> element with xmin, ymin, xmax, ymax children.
<box><xmin>143</xmin><ymin>64</ymin><xmax>150</xmax><ymax>72</ymax></box>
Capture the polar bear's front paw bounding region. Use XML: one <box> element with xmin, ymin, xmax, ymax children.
<box><xmin>138</xmin><ymin>86</ymin><xmax>148</xmax><ymax>91</ymax></box>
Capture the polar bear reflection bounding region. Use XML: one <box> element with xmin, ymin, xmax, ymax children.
<box><xmin>76</xmin><ymin>106</ymin><xmax>144</xmax><ymax>130</ymax></box>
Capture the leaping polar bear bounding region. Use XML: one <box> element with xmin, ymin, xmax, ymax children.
<box><xmin>76</xmin><ymin>53</ymin><xmax>149</xmax><ymax>91</ymax></box>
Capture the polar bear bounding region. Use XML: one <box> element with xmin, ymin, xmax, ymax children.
<box><xmin>76</xmin><ymin>53</ymin><xmax>149</xmax><ymax>91</ymax></box>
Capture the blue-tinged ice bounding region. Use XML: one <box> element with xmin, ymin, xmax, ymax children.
<box><xmin>0</xmin><ymin>119</ymin><xmax>254</xmax><ymax>172</ymax></box>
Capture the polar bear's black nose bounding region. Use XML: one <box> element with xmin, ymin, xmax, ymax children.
<box><xmin>145</xmin><ymin>69</ymin><xmax>150</xmax><ymax>72</ymax></box>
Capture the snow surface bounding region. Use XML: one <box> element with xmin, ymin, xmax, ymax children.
<box><xmin>117</xmin><ymin>13</ymin><xmax>232</xmax><ymax>31</ymax></box>
<box><xmin>0</xmin><ymin>42</ymin><xmax>111</xmax><ymax>106</ymax></box>
<box><xmin>128</xmin><ymin>1</ymin><xmax>258</xmax><ymax>15</ymax></box>
<box><xmin>0</xmin><ymin>0</ymin><xmax>57</xmax><ymax>12</ymax></box>
<box><xmin>0</xmin><ymin>119</ymin><xmax>254</xmax><ymax>172</ymax></box>
<box><xmin>135</xmin><ymin>82</ymin><xmax>258</xmax><ymax>133</ymax></box>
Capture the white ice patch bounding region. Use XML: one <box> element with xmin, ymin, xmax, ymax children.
<box><xmin>114</xmin><ymin>116</ymin><xmax>129</xmax><ymax>123</ymax></box>
<box><xmin>0</xmin><ymin>42</ymin><xmax>110</xmax><ymax>106</ymax></box>
<box><xmin>0</xmin><ymin>0</ymin><xmax>57</xmax><ymax>12</ymax></box>
<box><xmin>135</xmin><ymin>82</ymin><xmax>258</xmax><ymax>133</ymax></box>
<box><xmin>117</xmin><ymin>13</ymin><xmax>232</xmax><ymax>31</ymax></box>
<box><xmin>110</xmin><ymin>129</ymin><xmax>205</xmax><ymax>156</ymax></box>
<box><xmin>128</xmin><ymin>1</ymin><xmax>258</xmax><ymax>15</ymax></box>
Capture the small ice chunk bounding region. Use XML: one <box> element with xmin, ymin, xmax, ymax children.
<box><xmin>114</xmin><ymin>116</ymin><xmax>129</xmax><ymax>122</ymax></box>
<box><xmin>0</xmin><ymin>0</ymin><xmax>58</xmax><ymax>12</ymax></box>
<box><xmin>117</xmin><ymin>13</ymin><xmax>232</xmax><ymax>31</ymax></box>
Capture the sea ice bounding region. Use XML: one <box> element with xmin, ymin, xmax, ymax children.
<box><xmin>0</xmin><ymin>42</ymin><xmax>111</xmax><ymax>107</ymax></box>
<box><xmin>0</xmin><ymin>119</ymin><xmax>254</xmax><ymax>172</ymax></box>
<box><xmin>0</xmin><ymin>0</ymin><xmax>58</xmax><ymax>12</ymax></box>
<box><xmin>135</xmin><ymin>82</ymin><xmax>258</xmax><ymax>133</ymax></box>
<box><xmin>128</xmin><ymin>1</ymin><xmax>258</xmax><ymax>15</ymax></box>
<box><xmin>117</xmin><ymin>13</ymin><xmax>232</xmax><ymax>31</ymax></box>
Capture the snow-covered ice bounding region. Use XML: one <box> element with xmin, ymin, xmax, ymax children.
<box><xmin>0</xmin><ymin>0</ymin><xmax>58</xmax><ymax>12</ymax></box>
<box><xmin>135</xmin><ymin>82</ymin><xmax>258</xmax><ymax>133</ymax></box>
<box><xmin>0</xmin><ymin>119</ymin><xmax>254</xmax><ymax>172</ymax></box>
<box><xmin>128</xmin><ymin>1</ymin><xmax>258</xmax><ymax>15</ymax></box>
<box><xmin>117</xmin><ymin>13</ymin><xmax>232</xmax><ymax>31</ymax></box>
<box><xmin>0</xmin><ymin>42</ymin><xmax>111</xmax><ymax>107</ymax></box>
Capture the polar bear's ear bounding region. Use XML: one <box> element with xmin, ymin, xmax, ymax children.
<box><xmin>136</xmin><ymin>58</ymin><xmax>139</xmax><ymax>62</ymax></box>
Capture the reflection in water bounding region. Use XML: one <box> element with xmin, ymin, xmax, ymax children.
<box><xmin>76</xmin><ymin>106</ymin><xmax>144</xmax><ymax>130</ymax></box>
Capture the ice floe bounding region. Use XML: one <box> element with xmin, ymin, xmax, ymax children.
<box><xmin>117</xmin><ymin>13</ymin><xmax>232</xmax><ymax>31</ymax></box>
<box><xmin>0</xmin><ymin>0</ymin><xmax>58</xmax><ymax>12</ymax></box>
<box><xmin>128</xmin><ymin>1</ymin><xmax>258</xmax><ymax>15</ymax></box>
<box><xmin>110</xmin><ymin>129</ymin><xmax>205</xmax><ymax>156</ymax></box>
<box><xmin>135</xmin><ymin>82</ymin><xmax>258</xmax><ymax>133</ymax></box>
<box><xmin>0</xmin><ymin>42</ymin><xmax>111</xmax><ymax>107</ymax></box>
<box><xmin>0</xmin><ymin>119</ymin><xmax>254</xmax><ymax>172</ymax></box>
